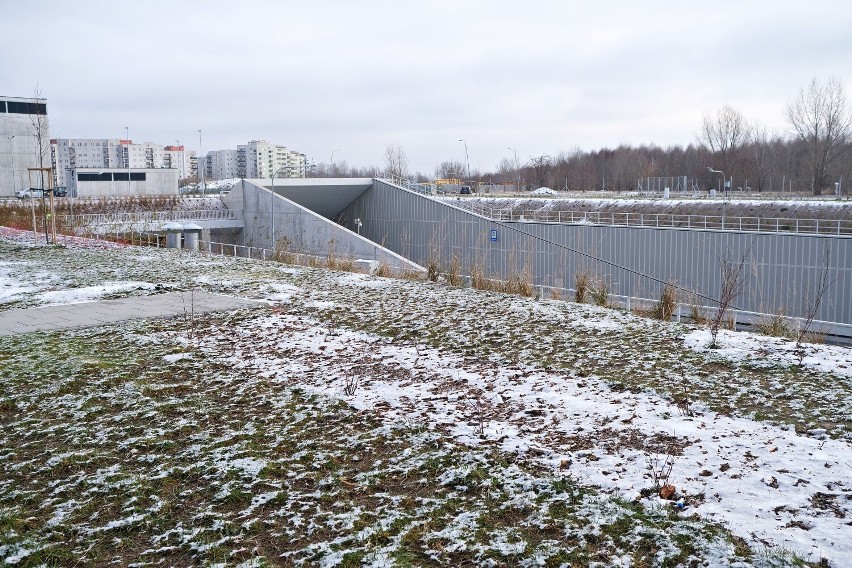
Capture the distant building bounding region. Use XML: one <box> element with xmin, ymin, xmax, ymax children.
<box><xmin>163</xmin><ymin>145</ymin><xmax>191</xmax><ymax>180</ymax></box>
<box><xmin>51</xmin><ymin>138</ymin><xmax>196</xmax><ymax>188</ymax></box>
<box><xmin>209</xmin><ymin>149</ymin><xmax>239</xmax><ymax>180</ymax></box>
<box><xmin>67</xmin><ymin>167</ymin><xmax>179</xmax><ymax>197</ymax></box>
<box><xmin>235</xmin><ymin>140</ymin><xmax>306</xmax><ymax>180</ymax></box>
<box><xmin>1</xmin><ymin>95</ymin><xmax>50</xmax><ymax>197</ymax></box>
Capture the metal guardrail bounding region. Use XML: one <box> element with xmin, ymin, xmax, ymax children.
<box><xmin>56</xmin><ymin>209</ymin><xmax>240</xmax><ymax>225</ymax></box>
<box><xmin>380</xmin><ymin>176</ymin><xmax>435</xmax><ymax>195</ymax></box>
<box><xmin>462</xmin><ymin>205</ymin><xmax>852</xmax><ymax>236</ymax></box>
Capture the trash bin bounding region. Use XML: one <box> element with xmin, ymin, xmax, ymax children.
<box><xmin>182</xmin><ymin>223</ymin><xmax>202</xmax><ymax>251</ymax></box>
<box><xmin>163</xmin><ymin>222</ymin><xmax>183</xmax><ymax>249</ymax></box>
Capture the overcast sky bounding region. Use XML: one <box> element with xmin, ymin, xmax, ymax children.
<box><xmin>3</xmin><ymin>1</ymin><xmax>851</xmax><ymax>175</ymax></box>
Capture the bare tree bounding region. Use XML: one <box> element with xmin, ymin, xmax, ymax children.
<box><xmin>383</xmin><ymin>143</ymin><xmax>409</xmax><ymax>180</ymax></box>
<box><xmin>435</xmin><ymin>159</ymin><xmax>466</xmax><ymax>180</ymax></box>
<box><xmin>710</xmin><ymin>244</ymin><xmax>752</xmax><ymax>347</ymax></box>
<box><xmin>746</xmin><ymin>124</ymin><xmax>776</xmax><ymax>192</ymax></box>
<box><xmin>786</xmin><ymin>77</ymin><xmax>852</xmax><ymax>195</ymax></box>
<box><xmin>797</xmin><ymin>242</ymin><xmax>836</xmax><ymax>347</ymax></box>
<box><xmin>700</xmin><ymin>105</ymin><xmax>748</xmax><ymax>176</ymax></box>
<box><xmin>28</xmin><ymin>88</ymin><xmax>53</xmax><ymax>243</ymax></box>
<box><xmin>528</xmin><ymin>154</ymin><xmax>552</xmax><ymax>188</ymax></box>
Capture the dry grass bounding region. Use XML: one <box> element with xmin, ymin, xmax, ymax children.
<box><xmin>591</xmin><ymin>278</ymin><xmax>610</xmax><ymax>307</ymax></box>
<box><xmin>653</xmin><ymin>282</ymin><xmax>678</xmax><ymax>321</ymax></box>
<box><xmin>756</xmin><ymin>309</ymin><xmax>791</xmax><ymax>338</ymax></box>
<box><xmin>447</xmin><ymin>254</ymin><xmax>463</xmax><ymax>287</ymax></box>
<box><xmin>575</xmin><ymin>271</ymin><xmax>591</xmax><ymax>304</ymax></box>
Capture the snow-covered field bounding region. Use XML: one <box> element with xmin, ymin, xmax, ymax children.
<box><xmin>1</xmin><ymin>228</ymin><xmax>850</xmax><ymax>566</ymax></box>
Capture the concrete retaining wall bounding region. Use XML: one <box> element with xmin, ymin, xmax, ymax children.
<box><xmin>229</xmin><ymin>179</ymin><xmax>423</xmax><ymax>273</ymax></box>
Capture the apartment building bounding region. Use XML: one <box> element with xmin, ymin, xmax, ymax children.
<box><xmin>235</xmin><ymin>140</ymin><xmax>306</xmax><ymax>180</ymax></box>
<box><xmin>208</xmin><ymin>149</ymin><xmax>239</xmax><ymax>180</ymax></box>
<box><xmin>51</xmin><ymin>138</ymin><xmax>196</xmax><ymax>187</ymax></box>
<box><xmin>163</xmin><ymin>145</ymin><xmax>193</xmax><ymax>180</ymax></box>
<box><xmin>1</xmin><ymin>95</ymin><xmax>50</xmax><ymax>197</ymax></box>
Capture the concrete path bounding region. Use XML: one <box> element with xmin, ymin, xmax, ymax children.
<box><xmin>0</xmin><ymin>291</ymin><xmax>264</xmax><ymax>336</ymax></box>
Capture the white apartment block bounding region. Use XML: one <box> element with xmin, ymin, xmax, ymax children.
<box><xmin>209</xmin><ymin>149</ymin><xmax>239</xmax><ymax>180</ymax></box>
<box><xmin>236</xmin><ymin>140</ymin><xmax>306</xmax><ymax>180</ymax></box>
<box><xmin>51</xmin><ymin>138</ymin><xmax>195</xmax><ymax>187</ymax></box>
<box><xmin>163</xmin><ymin>145</ymin><xmax>195</xmax><ymax>181</ymax></box>
<box><xmin>1</xmin><ymin>95</ymin><xmax>50</xmax><ymax>197</ymax></box>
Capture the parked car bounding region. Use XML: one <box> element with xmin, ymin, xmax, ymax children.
<box><xmin>15</xmin><ymin>188</ymin><xmax>43</xmax><ymax>199</ymax></box>
<box><xmin>54</xmin><ymin>187</ymin><xmax>68</xmax><ymax>197</ymax></box>
<box><xmin>460</xmin><ymin>185</ymin><xmax>472</xmax><ymax>194</ymax></box>
<box><xmin>531</xmin><ymin>187</ymin><xmax>557</xmax><ymax>195</ymax></box>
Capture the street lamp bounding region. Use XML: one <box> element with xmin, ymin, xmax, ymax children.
<box><xmin>330</xmin><ymin>149</ymin><xmax>341</xmax><ymax>166</ymax></box>
<box><xmin>125</xmin><ymin>127</ymin><xmax>130</xmax><ymax>195</ymax></box>
<box><xmin>198</xmin><ymin>129</ymin><xmax>205</xmax><ymax>195</ymax></box>
<box><xmin>706</xmin><ymin>167</ymin><xmax>729</xmax><ymax>198</ymax></box>
<box><xmin>6</xmin><ymin>136</ymin><xmax>16</xmax><ymax>192</ymax></box>
<box><xmin>176</xmin><ymin>140</ymin><xmax>184</xmax><ymax>181</ymax></box>
<box><xmin>508</xmin><ymin>147</ymin><xmax>520</xmax><ymax>192</ymax></box>
<box><xmin>458</xmin><ymin>139</ymin><xmax>471</xmax><ymax>187</ymax></box>
<box><xmin>707</xmin><ymin>167</ymin><xmax>729</xmax><ymax>228</ymax></box>
<box><xmin>270</xmin><ymin>167</ymin><xmax>289</xmax><ymax>250</ymax></box>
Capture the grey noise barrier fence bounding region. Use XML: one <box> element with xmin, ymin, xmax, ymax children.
<box><xmin>64</xmin><ymin>178</ymin><xmax>852</xmax><ymax>344</ymax></box>
<box><xmin>337</xmin><ymin>180</ymin><xmax>852</xmax><ymax>343</ymax></box>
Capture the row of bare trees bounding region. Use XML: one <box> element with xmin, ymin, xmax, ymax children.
<box><xmin>500</xmin><ymin>78</ymin><xmax>851</xmax><ymax>195</ymax></box>
<box><xmin>310</xmin><ymin>77</ymin><xmax>850</xmax><ymax>196</ymax></box>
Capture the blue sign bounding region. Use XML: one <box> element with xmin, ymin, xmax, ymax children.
<box><xmin>490</xmin><ymin>229</ymin><xmax>498</xmax><ymax>242</ymax></box>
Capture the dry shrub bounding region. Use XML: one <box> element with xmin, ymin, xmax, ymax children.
<box><xmin>325</xmin><ymin>238</ymin><xmax>355</xmax><ymax>271</ymax></box>
<box><xmin>756</xmin><ymin>309</ymin><xmax>790</xmax><ymax>338</ymax></box>
<box><xmin>575</xmin><ymin>271</ymin><xmax>590</xmax><ymax>303</ymax></box>
<box><xmin>399</xmin><ymin>268</ymin><xmax>425</xmax><ymax>281</ymax></box>
<box><xmin>591</xmin><ymin>278</ymin><xmax>610</xmax><ymax>307</ymax></box>
<box><xmin>273</xmin><ymin>236</ymin><xmax>295</xmax><ymax>264</ymax></box>
<box><xmin>331</xmin><ymin>256</ymin><xmax>355</xmax><ymax>272</ymax></box>
<box><xmin>427</xmin><ymin>259</ymin><xmax>440</xmax><ymax>282</ymax></box>
<box><xmin>505</xmin><ymin>267</ymin><xmax>534</xmax><ymax>297</ymax></box>
<box><xmin>797</xmin><ymin>328</ymin><xmax>826</xmax><ymax>345</ymax></box>
<box><xmin>375</xmin><ymin>263</ymin><xmax>392</xmax><ymax>278</ymax></box>
<box><xmin>653</xmin><ymin>282</ymin><xmax>678</xmax><ymax>321</ymax></box>
<box><xmin>470</xmin><ymin>264</ymin><xmax>491</xmax><ymax>291</ymax></box>
<box><xmin>447</xmin><ymin>254</ymin><xmax>463</xmax><ymax>287</ymax></box>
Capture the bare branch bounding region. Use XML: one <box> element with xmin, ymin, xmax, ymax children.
<box><xmin>796</xmin><ymin>241</ymin><xmax>837</xmax><ymax>347</ymax></box>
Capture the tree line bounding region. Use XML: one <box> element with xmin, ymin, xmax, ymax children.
<box><xmin>315</xmin><ymin>77</ymin><xmax>851</xmax><ymax>196</ymax></box>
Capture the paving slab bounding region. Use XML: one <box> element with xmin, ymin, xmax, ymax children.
<box><xmin>0</xmin><ymin>291</ymin><xmax>265</xmax><ymax>336</ymax></box>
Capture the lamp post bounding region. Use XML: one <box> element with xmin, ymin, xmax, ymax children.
<box><xmin>508</xmin><ymin>147</ymin><xmax>519</xmax><ymax>192</ymax></box>
<box><xmin>707</xmin><ymin>167</ymin><xmax>728</xmax><ymax>228</ymax></box>
<box><xmin>270</xmin><ymin>167</ymin><xmax>288</xmax><ymax>250</ymax></box>
<box><xmin>330</xmin><ymin>149</ymin><xmax>341</xmax><ymax>168</ymax></box>
<box><xmin>176</xmin><ymin>139</ymin><xmax>184</xmax><ymax>181</ymax></box>
<box><xmin>198</xmin><ymin>130</ymin><xmax>205</xmax><ymax>196</ymax></box>
<box><xmin>6</xmin><ymin>136</ymin><xmax>16</xmax><ymax>192</ymax></box>
<box><xmin>125</xmin><ymin>127</ymin><xmax>131</xmax><ymax>195</ymax></box>
<box><xmin>458</xmin><ymin>139</ymin><xmax>471</xmax><ymax>187</ymax></box>
<box><xmin>707</xmin><ymin>167</ymin><xmax>729</xmax><ymax>198</ymax></box>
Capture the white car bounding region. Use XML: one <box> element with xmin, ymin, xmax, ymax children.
<box><xmin>531</xmin><ymin>187</ymin><xmax>557</xmax><ymax>195</ymax></box>
<box><xmin>15</xmin><ymin>188</ymin><xmax>43</xmax><ymax>199</ymax></box>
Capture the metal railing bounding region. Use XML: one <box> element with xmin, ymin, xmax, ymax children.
<box><xmin>56</xmin><ymin>209</ymin><xmax>240</xmax><ymax>226</ymax></box>
<box><xmin>461</xmin><ymin>205</ymin><xmax>852</xmax><ymax>236</ymax></box>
